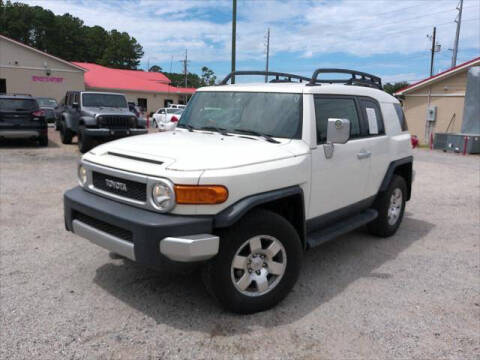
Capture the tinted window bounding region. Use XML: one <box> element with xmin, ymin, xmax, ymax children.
<box><xmin>36</xmin><ymin>98</ymin><xmax>57</xmax><ymax>107</ymax></box>
<box><xmin>166</xmin><ymin>109</ymin><xmax>182</xmax><ymax>114</ymax></box>
<box><xmin>0</xmin><ymin>98</ymin><xmax>38</xmax><ymax>111</ymax></box>
<box><xmin>359</xmin><ymin>99</ymin><xmax>385</xmax><ymax>135</ymax></box>
<box><xmin>314</xmin><ymin>97</ymin><xmax>360</xmax><ymax>144</ymax></box>
<box><xmin>82</xmin><ymin>93</ymin><xmax>127</xmax><ymax>108</ymax></box>
<box><xmin>394</xmin><ymin>103</ymin><xmax>408</xmax><ymax>131</ymax></box>
<box><xmin>178</xmin><ymin>92</ymin><xmax>303</xmax><ymax>139</ymax></box>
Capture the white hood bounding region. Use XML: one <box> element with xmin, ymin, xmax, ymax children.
<box><xmin>89</xmin><ymin>130</ymin><xmax>301</xmax><ymax>171</ymax></box>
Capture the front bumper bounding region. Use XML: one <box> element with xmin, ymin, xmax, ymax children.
<box><xmin>64</xmin><ymin>186</ymin><xmax>218</xmax><ymax>269</ymax></box>
<box><xmin>83</xmin><ymin>128</ymin><xmax>147</xmax><ymax>137</ymax></box>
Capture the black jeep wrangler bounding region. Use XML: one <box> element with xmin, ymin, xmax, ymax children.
<box><xmin>58</xmin><ymin>91</ymin><xmax>147</xmax><ymax>153</ymax></box>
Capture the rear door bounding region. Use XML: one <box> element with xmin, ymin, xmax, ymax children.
<box><xmin>0</xmin><ymin>98</ymin><xmax>40</xmax><ymax>130</ymax></box>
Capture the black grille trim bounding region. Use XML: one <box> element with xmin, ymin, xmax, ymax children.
<box><xmin>99</xmin><ymin>115</ymin><xmax>131</xmax><ymax>128</ymax></box>
<box><xmin>73</xmin><ymin>212</ymin><xmax>133</xmax><ymax>241</ymax></box>
<box><xmin>92</xmin><ymin>171</ymin><xmax>147</xmax><ymax>201</ymax></box>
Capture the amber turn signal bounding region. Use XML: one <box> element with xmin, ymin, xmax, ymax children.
<box><xmin>174</xmin><ymin>185</ymin><xmax>228</xmax><ymax>204</ymax></box>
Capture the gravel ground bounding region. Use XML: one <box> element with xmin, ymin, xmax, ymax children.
<box><xmin>1</xmin><ymin>129</ymin><xmax>479</xmax><ymax>359</ymax></box>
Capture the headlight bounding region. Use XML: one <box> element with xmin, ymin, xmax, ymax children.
<box><xmin>151</xmin><ymin>180</ymin><xmax>175</xmax><ymax>212</ymax></box>
<box><xmin>78</xmin><ymin>164</ymin><xmax>87</xmax><ymax>186</ymax></box>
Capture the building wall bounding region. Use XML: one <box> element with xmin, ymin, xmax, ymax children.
<box><xmin>0</xmin><ymin>37</ymin><xmax>85</xmax><ymax>101</ymax></box>
<box><xmin>402</xmin><ymin>71</ymin><xmax>467</xmax><ymax>144</ymax></box>
<box><xmin>86</xmin><ymin>87</ymin><xmax>189</xmax><ymax>114</ymax></box>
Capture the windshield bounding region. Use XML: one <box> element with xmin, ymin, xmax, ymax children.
<box><xmin>177</xmin><ymin>91</ymin><xmax>302</xmax><ymax>139</ymax></box>
<box><xmin>36</xmin><ymin>98</ymin><xmax>57</xmax><ymax>107</ymax></box>
<box><xmin>166</xmin><ymin>109</ymin><xmax>183</xmax><ymax>114</ymax></box>
<box><xmin>82</xmin><ymin>93</ymin><xmax>127</xmax><ymax>108</ymax></box>
<box><xmin>0</xmin><ymin>98</ymin><xmax>38</xmax><ymax>111</ymax></box>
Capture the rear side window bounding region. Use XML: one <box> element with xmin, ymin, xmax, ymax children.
<box><xmin>0</xmin><ymin>98</ymin><xmax>38</xmax><ymax>111</ymax></box>
<box><xmin>394</xmin><ymin>103</ymin><xmax>408</xmax><ymax>131</ymax></box>
<box><xmin>314</xmin><ymin>97</ymin><xmax>361</xmax><ymax>144</ymax></box>
<box><xmin>358</xmin><ymin>99</ymin><xmax>385</xmax><ymax>135</ymax></box>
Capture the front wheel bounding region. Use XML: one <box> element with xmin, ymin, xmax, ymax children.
<box><xmin>203</xmin><ymin>209</ymin><xmax>303</xmax><ymax>314</ymax></box>
<box><xmin>77</xmin><ymin>126</ymin><xmax>93</xmax><ymax>153</ymax></box>
<box><xmin>59</xmin><ymin>121</ymin><xmax>73</xmax><ymax>144</ymax></box>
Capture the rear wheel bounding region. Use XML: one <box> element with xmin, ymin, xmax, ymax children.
<box><xmin>38</xmin><ymin>135</ymin><xmax>48</xmax><ymax>147</ymax></box>
<box><xmin>152</xmin><ymin>119</ymin><xmax>158</xmax><ymax>128</ymax></box>
<box><xmin>203</xmin><ymin>209</ymin><xmax>303</xmax><ymax>314</ymax></box>
<box><xmin>77</xmin><ymin>126</ymin><xmax>92</xmax><ymax>153</ymax></box>
<box><xmin>368</xmin><ymin>175</ymin><xmax>407</xmax><ymax>237</ymax></box>
<box><xmin>60</xmin><ymin>121</ymin><xmax>73</xmax><ymax>144</ymax></box>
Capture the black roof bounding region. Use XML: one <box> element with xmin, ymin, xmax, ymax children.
<box><xmin>0</xmin><ymin>93</ymin><xmax>34</xmax><ymax>99</ymax></box>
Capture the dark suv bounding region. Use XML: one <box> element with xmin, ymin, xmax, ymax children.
<box><xmin>58</xmin><ymin>91</ymin><xmax>147</xmax><ymax>153</ymax></box>
<box><xmin>0</xmin><ymin>94</ymin><xmax>48</xmax><ymax>146</ymax></box>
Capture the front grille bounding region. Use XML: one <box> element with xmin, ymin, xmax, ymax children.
<box><xmin>74</xmin><ymin>212</ymin><xmax>133</xmax><ymax>241</ymax></box>
<box><xmin>92</xmin><ymin>171</ymin><xmax>147</xmax><ymax>201</ymax></box>
<box><xmin>99</xmin><ymin>115</ymin><xmax>130</xmax><ymax>128</ymax></box>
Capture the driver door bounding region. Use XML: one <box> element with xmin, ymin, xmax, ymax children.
<box><xmin>309</xmin><ymin>95</ymin><xmax>371</xmax><ymax>226</ymax></box>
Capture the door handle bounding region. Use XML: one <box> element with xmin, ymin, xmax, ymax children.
<box><xmin>357</xmin><ymin>150</ymin><xmax>371</xmax><ymax>159</ymax></box>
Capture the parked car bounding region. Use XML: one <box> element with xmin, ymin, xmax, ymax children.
<box><xmin>64</xmin><ymin>69</ymin><xmax>413</xmax><ymax>314</ymax></box>
<box><xmin>35</xmin><ymin>97</ymin><xmax>57</xmax><ymax>124</ymax></box>
<box><xmin>128</xmin><ymin>102</ymin><xmax>147</xmax><ymax>128</ymax></box>
<box><xmin>0</xmin><ymin>94</ymin><xmax>48</xmax><ymax>146</ymax></box>
<box><xmin>58</xmin><ymin>91</ymin><xmax>147</xmax><ymax>153</ymax></box>
<box><xmin>152</xmin><ymin>107</ymin><xmax>183</xmax><ymax>131</ymax></box>
<box><xmin>167</xmin><ymin>104</ymin><xmax>186</xmax><ymax>109</ymax></box>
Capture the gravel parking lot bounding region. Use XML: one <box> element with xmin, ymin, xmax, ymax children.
<box><xmin>1</xmin><ymin>129</ymin><xmax>479</xmax><ymax>359</ymax></box>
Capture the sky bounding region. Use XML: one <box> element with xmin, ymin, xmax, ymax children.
<box><xmin>23</xmin><ymin>0</ymin><xmax>480</xmax><ymax>84</ymax></box>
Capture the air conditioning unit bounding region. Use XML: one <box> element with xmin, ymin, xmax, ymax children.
<box><xmin>426</xmin><ymin>106</ymin><xmax>437</xmax><ymax>122</ymax></box>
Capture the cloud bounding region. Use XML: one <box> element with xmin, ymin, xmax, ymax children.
<box><xmin>20</xmin><ymin>0</ymin><xmax>480</xmax><ymax>79</ymax></box>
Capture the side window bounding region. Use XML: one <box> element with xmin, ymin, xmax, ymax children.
<box><xmin>66</xmin><ymin>93</ymin><xmax>71</xmax><ymax>106</ymax></box>
<box><xmin>393</xmin><ymin>103</ymin><xmax>408</xmax><ymax>131</ymax></box>
<box><xmin>73</xmin><ymin>92</ymin><xmax>79</xmax><ymax>104</ymax></box>
<box><xmin>359</xmin><ymin>99</ymin><xmax>385</xmax><ymax>135</ymax></box>
<box><xmin>314</xmin><ymin>97</ymin><xmax>361</xmax><ymax>144</ymax></box>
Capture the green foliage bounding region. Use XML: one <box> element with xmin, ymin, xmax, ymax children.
<box><xmin>163</xmin><ymin>72</ymin><xmax>203</xmax><ymax>88</ymax></box>
<box><xmin>149</xmin><ymin>65</ymin><xmax>163</xmax><ymax>72</ymax></box>
<box><xmin>0</xmin><ymin>0</ymin><xmax>144</xmax><ymax>69</ymax></box>
<box><xmin>383</xmin><ymin>81</ymin><xmax>410</xmax><ymax>95</ymax></box>
<box><xmin>200</xmin><ymin>66</ymin><xmax>216</xmax><ymax>86</ymax></box>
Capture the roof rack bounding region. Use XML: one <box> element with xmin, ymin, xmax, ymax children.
<box><xmin>308</xmin><ymin>68</ymin><xmax>382</xmax><ymax>90</ymax></box>
<box><xmin>0</xmin><ymin>93</ymin><xmax>33</xmax><ymax>97</ymax></box>
<box><xmin>219</xmin><ymin>71</ymin><xmax>311</xmax><ymax>85</ymax></box>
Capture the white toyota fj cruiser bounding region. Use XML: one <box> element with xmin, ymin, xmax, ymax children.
<box><xmin>64</xmin><ymin>69</ymin><xmax>413</xmax><ymax>314</ymax></box>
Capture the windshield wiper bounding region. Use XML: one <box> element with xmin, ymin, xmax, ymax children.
<box><xmin>199</xmin><ymin>126</ymin><xmax>231</xmax><ymax>136</ymax></box>
<box><xmin>233</xmin><ymin>128</ymin><xmax>280</xmax><ymax>143</ymax></box>
<box><xmin>177</xmin><ymin>124</ymin><xmax>196</xmax><ymax>132</ymax></box>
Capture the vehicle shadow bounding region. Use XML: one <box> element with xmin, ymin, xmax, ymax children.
<box><xmin>0</xmin><ymin>137</ymin><xmax>59</xmax><ymax>148</ymax></box>
<box><xmin>93</xmin><ymin>215</ymin><xmax>434</xmax><ymax>336</ymax></box>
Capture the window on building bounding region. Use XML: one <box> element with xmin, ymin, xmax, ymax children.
<box><xmin>138</xmin><ymin>98</ymin><xmax>147</xmax><ymax>111</ymax></box>
<box><xmin>164</xmin><ymin>99</ymin><xmax>173</xmax><ymax>107</ymax></box>
<box><xmin>0</xmin><ymin>79</ymin><xmax>6</xmax><ymax>94</ymax></box>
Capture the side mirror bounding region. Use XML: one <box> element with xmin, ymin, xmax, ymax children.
<box><xmin>72</xmin><ymin>102</ymin><xmax>79</xmax><ymax>109</ymax></box>
<box><xmin>327</xmin><ymin>118</ymin><xmax>350</xmax><ymax>144</ymax></box>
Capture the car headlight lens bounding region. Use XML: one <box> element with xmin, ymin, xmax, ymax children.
<box><xmin>151</xmin><ymin>180</ymin><xmax>175</xmax><ymax>212</ymax></box>
<box><xmin>78</xmin><ymin>164</ymin><xmax>87</xmax><ymax>186</ymax></box>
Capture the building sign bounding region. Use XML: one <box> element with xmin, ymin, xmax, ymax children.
<box><xmin>32</xmin><ymin>76</ymin><xmax>64</xmax><ymax>83</ymax></box>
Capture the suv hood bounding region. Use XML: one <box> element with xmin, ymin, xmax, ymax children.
<box><xmin>82</xmin><ymin>107</ymin><xmax>133</xmax><ymax>116</ymax></box>
<box><xmin>89</xmin><ymin>130</ymin><xmax>302</xmax><ymax>171</ymax></box>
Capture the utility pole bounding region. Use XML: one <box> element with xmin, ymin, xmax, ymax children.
<box><xmin>265</xmin><ymin>28</ymin><xmax>270</xmax><ymax>83</ymax></box>
<box><xmin>231</xmin><ymin>0</ymin><xmax>237</xmax><ymax>84</ymax></box>
<box><xmin>178</xmin><ymin>49</ymin><xmax>189</xmax><ymax>88</ymax></box>
<box><xmin>429</xmin><ymin>27</ymin><xmax>436</xmax><ymax>77</ymax></box>
<box><xmin>451</xmin><ymin>0</ymin><xmax>463</xmax><ymax>68</ymax></box>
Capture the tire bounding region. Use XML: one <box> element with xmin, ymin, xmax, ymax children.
<box><xmin>60</xmin><ymin>121</ymin><xmax>73</xmax><ymax>144</ymax></box>
<box><xmin>368</xmin><ymin>175</ymin><xmax>407</xmax><ymax>237</ymax></box>
<box><xmin>77</xmin><ymin>126</ymin><xmax>93</xmax><ymax>153</ymax></box>
<box><xmin>203</xmin><ymin>209</ymin><xmax>303</xmax><ymax>314</ymax></box>
<box><xmin>38</xmin><ymin>135</ymin><xmax>48</xmax><ymax>147</ymax></box>
<box><xmin>152</xmin><ymin>119</ymin><xmax>158</xmax><ymax>128</ymax></box>
<box><xmin>55</xmin><ymin>119</ymin><xmax>60</xmax><ymax>131</ymax></box>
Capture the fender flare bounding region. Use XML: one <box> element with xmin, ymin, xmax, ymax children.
<box><xmin>213</xmin><ymin>185</ymin><xmax>305</xmax><ymax>229</ymax></box>
<box><xmin>62</xmin><ymin>113</ymin><xmax>74</xmax><ymax>130</ymax></box>
<box><xmin>379</xmin><ymin>156</ymin><xmax>413</xmax><ymax>200</ymax></box>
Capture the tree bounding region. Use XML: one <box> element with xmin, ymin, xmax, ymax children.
<box><xmin>163</xmin><ymin>72</ymin><xmax>202</xmax><ymax>88</ymax></box>
<box><xmin>200</xmin><ymin>66</ymin><xmax>217</xmax><ymax>86</ymax></box>
<box><xmin>383</xmin><ymin>81</ymin><xmax>410</xmax><ymax>95</ymax></box>
<box><xmin>0</xmin><ymin>1</ymin><xmax>144</xmax><ymax>69</ymax></box>
<box><xmin>149</xmin><ymin>65</ymin><xmax>163</xmax><ymax>72</ymax></box>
